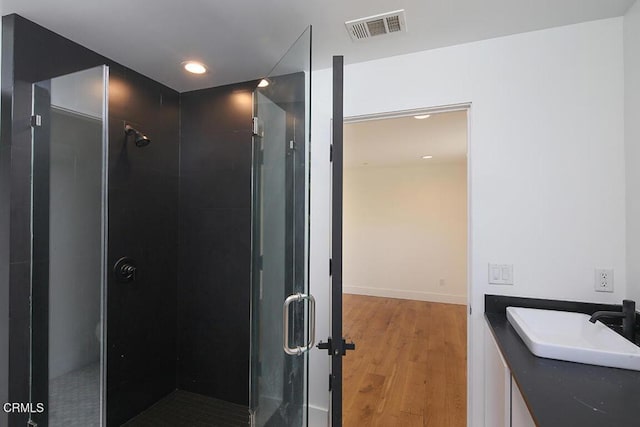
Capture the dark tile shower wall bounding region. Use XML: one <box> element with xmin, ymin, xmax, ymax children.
<box><xmin>1</xmin><ymin>15</ymin><xmax>180</xmax><ymax>427</ymax></box>
<box><xmin>0</xmin><ymin>68</ymin><xmax>11</xmax><ymax>427</ymax></box>
<box><xmin>177</xmin><ymin>83</ymin><xmax>256</xmax><ymax>406</ymax></box>
<box><xmin>106</xmin><ymin>70</ymin><xmax>180</xmax><ymax>426</ymax></box>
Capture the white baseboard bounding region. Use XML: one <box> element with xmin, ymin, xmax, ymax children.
<box><xmin>308</xmin><ymin>405</ymin><xmax>329</xmax><ymax>427</ymax></box>
<box><xmin>343</xmin><ymin>286</ymin><xmax>467</xmax><ymax>305</ymax></box>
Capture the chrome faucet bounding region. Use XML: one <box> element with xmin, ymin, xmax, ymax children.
<box><xmin>589</xmin><ymin>299</ymin><xmax>636</xmax><ymax>341</ymax></box>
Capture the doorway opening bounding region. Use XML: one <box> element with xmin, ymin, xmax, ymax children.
<box><xmin>342</xmin><ymin>107</ymin><xmax>470</xmax><ymax>426</ymax></box>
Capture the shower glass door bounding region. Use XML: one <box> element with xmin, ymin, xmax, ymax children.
<box><xmin>250</xmin><ymin>27</ymin><xmax>312</xmax><ymax>426</ymax></box>
<box><xmin>30</xmin><ymin>66</ymin><xmax>109</xmax><ymax>427</ymax></box>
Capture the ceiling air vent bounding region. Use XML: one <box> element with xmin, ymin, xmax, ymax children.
<box><xmin>345</xmin><ymin>10</ymin><xmax>407</xmax><ymax>42</ymax></box>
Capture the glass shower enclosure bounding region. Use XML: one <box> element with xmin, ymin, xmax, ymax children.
<box><xmin>23</xmin><ymin>26</ymin><xmax>313</xmax><ymax>427</ymax></box>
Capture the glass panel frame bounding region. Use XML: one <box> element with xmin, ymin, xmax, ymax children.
<box><xmin>29</xmin><ymin>65</ymin><xmax>109</xmax><ymax>427</ymax></box>
<box><xmin>250</xmin><ymin>26</ymin><xmax>312</xmax><ymax>427</ymax></box>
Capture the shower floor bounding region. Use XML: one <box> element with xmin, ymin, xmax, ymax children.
<box><xmin>49</xmin><ymin>362</ymin><xmax>100</xmax><ymax>427</ymax></box>
<box><xmin>122</xmin><ymin>390</ymin><xmax>250</xmax><ymax>426</ymax></box>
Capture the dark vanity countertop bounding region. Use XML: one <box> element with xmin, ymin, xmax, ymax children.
<box><xmin>485</xmin><ymin>295</ymin><xmax>640</xmax><ymax>427</ymax></box>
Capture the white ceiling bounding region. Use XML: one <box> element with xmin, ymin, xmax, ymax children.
<box><xmin>344</xmin><ymin>111</ymin><xmax>468</xmax><ymax>168</ymax></box>
<box><xmin>1</xmin><ymin>0</ymin><xmax>635</xmax><ymax>92</ymax></box>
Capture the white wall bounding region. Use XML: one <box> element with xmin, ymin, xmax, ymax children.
<box><xmin>309</xmin><ymin>17</ymin><xmax>625</xmax><ymax>425</ymax></box>
<box><xmin>48</xmin><ymin>108</ymin><xmax>103</xmax><ymax>379</ymax></box>
<box><xmin>625</xmin><ymin>1</ymin><xmax>640</xmax><ymax>303</ymax></box>
<box><xmin>51</xmin><ymin>69</ymin><xmax>104</xmax><ymax>119</ymax></box>
<box><xmin>343</xmin><ymin>162</ymin><xmax>467</xmax><ymax>304</ymax></box>
<box><xmin>308</xmin><ymin>54</ymin><xmax>332</xmax><ymax>426</ymax></box>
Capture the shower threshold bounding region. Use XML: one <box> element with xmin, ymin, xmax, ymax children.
<box><xmin>122</xmin><ymin>390</ymin><xmax>249</xmax><ymax>426</ymax></box>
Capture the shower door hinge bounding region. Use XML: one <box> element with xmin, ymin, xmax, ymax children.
<box><xmin>252</xmin><ymin>117</ymin><xmax>263</xmax><ymax>137</ymax></box>
<box><xmin>30</xmin><ymin>115</ymin><xmax>42</xmax><ymax>127</ymax></box>
<box><xmin>329</xmin><ymin>258</ymin><xmax>332</xmax><ymax>276</ymax></box>
<box><xmin>328</xmin><ymin>373</ymin><xmax>333</xmax><ymax>391</ymax></box>
<box><xmin>330</xmin><ymin>144</ymin><xmax>333</xmax><ymax>162</ymax></box>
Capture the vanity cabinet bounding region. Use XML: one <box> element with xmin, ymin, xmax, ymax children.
<box><xmin>485</xmin><ymin>321</ymin><xmax>537</xmax><ymax>427</ymax></box>
<box><xmin>511</xmin><ymin>379</ymin><xmax>536</xmax><ymax>427</ymax></box>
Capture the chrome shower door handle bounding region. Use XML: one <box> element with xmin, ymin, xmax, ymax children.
<box><xmin>283</xmin><ymin>293</ymin><xmax>316</xmax><ymax>356</ymax></box>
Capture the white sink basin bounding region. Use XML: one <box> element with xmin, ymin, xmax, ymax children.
<box><xmin>506</xmin><ymin>306</ymin><xmax>640</xmax><ymax>371</ymax></box>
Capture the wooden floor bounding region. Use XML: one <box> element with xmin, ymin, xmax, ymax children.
<box><xmin>343</xmin><ymin>294</ymin><xmax>467</xmax><ymax>427</ymax></box>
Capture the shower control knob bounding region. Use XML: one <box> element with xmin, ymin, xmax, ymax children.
<box><xmin>114</xmin><ymin>257</ymin><xmax>137</xmax><ymax>283</ymax></box>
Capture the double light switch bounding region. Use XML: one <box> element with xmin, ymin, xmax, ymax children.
<box><xmin>489</xmin><ymin>264</ymin><xmax>514</xmax><ymax>285</ymax></box>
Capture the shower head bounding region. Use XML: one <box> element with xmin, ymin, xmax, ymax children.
<box><xmin>124</xmin><ymin>124</ymin><xmax>152</xmax><ymax>147</ymax></box>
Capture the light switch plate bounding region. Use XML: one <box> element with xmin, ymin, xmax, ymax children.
<box><xmin>489</xmin><ymin>263</ymin><xmax>514</xmax><ymax>285</ymax></box>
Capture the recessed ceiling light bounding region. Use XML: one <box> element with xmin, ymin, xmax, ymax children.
<box><xmin>183</xmin><ymin>61</ymin><xmax>207</xmax><ymax>74</ymax></box>
<box><xmin>258</xmin><ymin>79</ymin><xmax>270</xmax><ymax>88</ymax></box>
<box><xmin>422</xmin><ymin>155</ymin><xmax>433</xmax><ymax>159</ymax></box>
<box><xmin>414</xmin><ymin>114</ymin><xmax>431</xmax><ymax>119</ymax></box>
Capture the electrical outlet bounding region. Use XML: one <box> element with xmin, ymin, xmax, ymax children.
<box><xmin>594</xmin><ymin>269</ymin><xmax>614</xmax><ymax>293</ymax></box>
